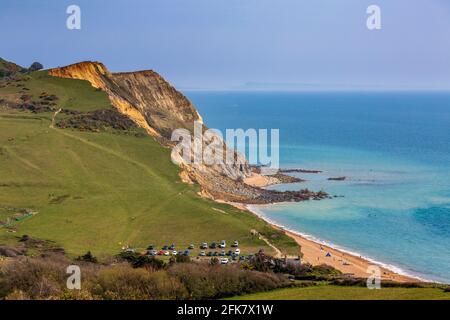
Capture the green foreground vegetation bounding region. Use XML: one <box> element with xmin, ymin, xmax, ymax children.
<box><xmin>0</xmin><ymin>72</ymin><xmax>298</xmax><ymax>258</ymax></box>
<box><xmin>228</xmin><ymin>285</ymin><xmax>450</xmax><ymax>300</ymax></box>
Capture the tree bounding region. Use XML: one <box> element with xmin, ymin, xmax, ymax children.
<box><xmin>28</xmin><ymin>62</ymin><xmax>43</xmax><ymax>72</ymax></box>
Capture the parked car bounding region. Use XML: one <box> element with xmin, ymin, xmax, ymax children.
<box><xmin>199</xmin><ymin>251</ymin><xmax>206</xmax><ymax>256</ymax></box>
<box><xmin>235</xmin><ymin>248</ymin><xmax>241</xmax><ymax>255</ymax></box>
<box><xmin>162</xmin><ymin>245</ymin><xmax>169</xmax><ymax>250</ymax></box>
<box><xmin>207</xmin><ymin>251</ymin><xmax>213</xmax><ymax>257</ymax></box>
<box><xmin>200</xmin><ymin>242</ymin><xmax>208</xmax><ymax>249</ymax></box>
<box><xmin>164</xmin><ymin>250</ymin><xmax>170</xmax><ymax>256</ymax></box>
<box><xmin>147</xmin><ymin>244</ymin><xmax>155</xmax><ymax>250</ymax></box>
<box><xmin>219</xmin><ymin>251</ymin><xmax>225</xmax><ymax>256</ymax></box>
<box><xmin>183</xmin><ymin>250</ymin><xmax>190</xmax><ymax>256</ymax></box>
<box><xmin>210</xmin><ymin>242</ymin><xmax>217</xmax><ymax>249</ymax></box>
<box><xmin>226</xmin><ymin>250</ymin><xmax>233</xmax><ymax>256</ymax></box>
<box><xmin>158</xmin><ymin>250</ymin><xmax>164</xmax><ymax>255</ymax></box>
<box><xmin>231</xmin><ymin>254</ymin><xmax>238</xmax><ymax>261</ymax></box>
<box><xmin>213</xmin><ymin>251</ymin><xmax>218</xmax><ymax>256</ymax></box>
<box><xmin>188</xmin><ymin>244</ymin><xmax>195</xmax><ymax>249</ymax></box>
<box><xmin>169</xmin><ymin>244</ymin><xmax>175</xmax><ymax>250</ymax></box>
<box><xmin>220</xmin><ymin>258</ymin><xmax>229</xmax><ymax>264</ymax></box>
<box><xmin>172</xmin><ymin>250</ymin><xmax>178</xmax><ymax>256</ymax></box>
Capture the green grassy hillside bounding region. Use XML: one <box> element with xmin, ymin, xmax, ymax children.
<box><xmin>0</xmin><ymin>58</ymin><xmax>25</xmax><ymax>77</ymax></box>
<box><xmin>228</xmin><ymin>285</ymin><xmax>450</xmax><ymax>300</ymax></box>
<box><xmin>0</xmin><ymin>71</ymin><xmax>111</xmax><ymax>112</ymax></box>
<box><xmin>0</xmin><ymin>73</ymin><xmax>299</xmax><ymax>258</ymax></box>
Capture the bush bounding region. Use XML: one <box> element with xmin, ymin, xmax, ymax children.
<box><xmin>169</xmin><ymin>263</ymin><xmax>289</xmax><ymax>299</ymax></box>
<box><xmin>91</xmin><ymin>266</ymin><xmax>187</xmax><ymax>300</ymax></box>
<box><xmin>77</xmin><ymin>251</ymin><xmax>98</xmax><ymax>263</ymax></box>
<box><xmin>0</xmin><ymin>253</ymin><xmax>291</xmax><ymax>300</ymax></box>
<box><xmin>175</xmin><ymin>255</ymin><xmax>191</xmax><ymax>263</ymax></box>
<box><xmin>247</xmin><ymin>250</ymin><xmax>274</xmax><ymax>272</ymax></box>
<box><xmin>282</xmin><ymin>262</ymin><xmax>342</xmax><ymax>280</ymax></box>
<box><xmin>28</xmin><ymin>62</ymin><xmax>43</xmax><ymax>72</ymax></box>
<box><xmin>0</xmin><ymin>254</ymin><xmax>68</xmax><ymax>299</ymax></box>
<box><xmin>118</xmin><ymin>252</ymin><xmax>165</xmax><ymax>270</ymax></box>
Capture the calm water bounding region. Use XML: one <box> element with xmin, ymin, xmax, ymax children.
<box><xmin>186</xmin><ymin>91</ymin><xmax>450</xmax><ymax>283</ymax></box>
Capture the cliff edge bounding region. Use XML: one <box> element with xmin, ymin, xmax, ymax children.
<box><xmin>48</xmin><ymin>61</ymin><xmax>326</xmax><ymax>204</ymax></box>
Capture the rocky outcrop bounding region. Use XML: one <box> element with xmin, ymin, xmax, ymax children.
<box><xmin>49</xmin><ymin>62</ymin><xmax>164</xmax><ymax>137</ymax></box>
<box><xmin>328</xmin><ymin>176</ymin><xmax>346</xmax><ymax>181</ymax></box>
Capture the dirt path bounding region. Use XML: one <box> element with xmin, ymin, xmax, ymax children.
<box><xmin>50</xmin><ymin>108</ymin><xmax>62</xmax><ymax>128</ymax></box>
<box><xmin>258</xmin><ymin>233</ymin><xmax>283</xmax><ymax>258</ymax></box>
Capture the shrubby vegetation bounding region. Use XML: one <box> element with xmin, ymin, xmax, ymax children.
<box><xmin>1</xmin><ymin>248</ymin><xmax>446</xmax><ymax>300</ymax></box>
<box><xmin>0</xmin><ymin>250</ymin><xmax>297</xmax><ymax>300</ymax></box>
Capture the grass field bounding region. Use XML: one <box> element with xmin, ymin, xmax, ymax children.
<box><xmin>0</xmin><ymin>74</ymin><xmax>299</xmax><ymax>259</ymax></box>
<box><xmin>228</xmin><ymin>285</ymin><xmax>450</xmax><ymax>300</ymax></box>
<box><xmin>0</xmin><ymin>71</ymin><xmax>112</xmax><ymax>112</ymax></box>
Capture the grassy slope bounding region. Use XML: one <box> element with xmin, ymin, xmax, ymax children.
<box><xmin>228</xmin><ymin>285</ymin><xmax>450</xmax><ymax>300</ymax></box>
<box><xmin>0</xmin><ymin>73</ymin><xmax>299</xmax><ymax>258</ymax></box>
<box><xmin>0</xmin><ymin>58</ymin><xmax>24</xmax><ymax>75</ymax></box>
<box><xmin>0</xmin><ymin>71</ymin><xmax>111</xmax><ymax>112</ymax></box>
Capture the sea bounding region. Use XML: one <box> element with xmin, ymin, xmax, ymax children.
<box><xmin>185</xmin><ymin>91</ymin><xmax>450</xmax><ymax>283</ymax></box>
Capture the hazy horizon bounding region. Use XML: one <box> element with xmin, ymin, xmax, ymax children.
<box><xmin>1</xmin><ymin>0</ymin><xmax>450</xmax><ymax>91</ymax></box>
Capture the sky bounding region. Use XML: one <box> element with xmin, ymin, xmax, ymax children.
<box><xmin>1</xmin><ymin>0</ymin><xmax>450</xmax><ymax>90</ymax></box>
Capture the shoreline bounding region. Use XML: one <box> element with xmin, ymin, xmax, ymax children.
<box><xmin>232</xmin><ymin>201</ymin><xmax>427</xmax><ymax>283</ymax></box>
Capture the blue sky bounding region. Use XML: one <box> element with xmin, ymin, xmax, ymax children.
<box><xmin>1</xmin><ymin>0</ymin><xmax>450</xmax><ymax>90</ymax></box>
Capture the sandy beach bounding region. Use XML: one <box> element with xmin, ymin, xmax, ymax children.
<box><xmin>243</xmin><ymin>174</ymin><xmax>279</xmax><ymax>187</ymax></box>
<box><xmin>227</xmin><ymin>201</ymin><xmax>421</xmax><ymax>283</ymax></box>
<box><xmin>280</xmin><ymin>227</ymin><xmax>419</xmax><ymax>283</ymax></box>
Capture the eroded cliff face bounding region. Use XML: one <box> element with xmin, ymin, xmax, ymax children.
<box><xmin>49</xmin><ymin>62</ymin><xmax>203</xmax><ymax>139</ymax></box>
<box><xmin>48</xmin><ymin>61</ymin><xmax>328</xmax><ymax>204</ymax></box>
<box><xmin>48</xmin><ymin>62</ymin><xmax>254</xmax><ymax>195</ymax></box>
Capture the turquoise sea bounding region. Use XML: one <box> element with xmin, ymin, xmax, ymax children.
<box><xmin>186</xmin><ymin>91</ymin><xmax>450</xmax><ymax>283</ymax></box>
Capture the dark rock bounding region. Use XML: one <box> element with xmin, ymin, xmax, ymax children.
<box><xmin>280</xmin><ymin>168</ymin><xmax>323</xmax><ymax>174</ymax></box>
<box><xmin>328</xmin><ymin>176</ymin><xmax>346</xmax><ymax>181</ymax></box>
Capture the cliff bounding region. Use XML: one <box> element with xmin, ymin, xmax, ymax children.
<box><xmin>49</xmin><ymin>62</ymin><xmax>202</xmax><ymax>139</ymax></box>
<box><xmin>48</xmin><ymin>61</ymin><xmax>326</xmax><ymax>203</ymax></box>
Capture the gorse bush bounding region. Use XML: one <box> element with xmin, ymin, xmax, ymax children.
<box><xmin>118</xmin><ymin>251</ymin><xmax>165</xmax><ymax>270</ymax></box>
<box><xmin>0</xmin><ymin>254</ymin><xmax>290</xmax><ymax>300</ymax></box>
<box><xmin>76</xmin><ymin>251</ymin><xmax>98</xmax><ymax>263</ymax></box>
<box><xmin>0</xmin><ymin>254</ymin><xmax>71</xmax><ymax>299</ymax></box>
<box><xmin>90</xmin><ymin>266</ymin><xmax>187</xmax><ymax>300</ymax></box>
<box><xmin>169</xmin><ymin>263</ymin><xmax>289</xmax><ymax>299</ymax></box>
